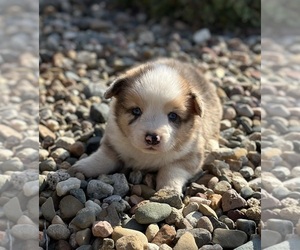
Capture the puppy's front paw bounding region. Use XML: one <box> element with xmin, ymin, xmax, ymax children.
<box><xmin>68</xmin><ymin>157</ymin><xmax>97</xmax><ymax>178</ymax></box>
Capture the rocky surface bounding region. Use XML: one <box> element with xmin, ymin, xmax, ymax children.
<box><xmin>37</xmin><ymin>1</ymin><xmax>265</xmax><ymax>249</ymax></box>
<box><xmin>35</xmin><ymin>1</ymin><xmax>274</xmax><ymax>249</ymax></box>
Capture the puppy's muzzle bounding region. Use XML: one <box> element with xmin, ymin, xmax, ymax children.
<box><xmin>145</xmin><ymin>133</ymin><xmax>160</xmax><ymax>145</ymax></box>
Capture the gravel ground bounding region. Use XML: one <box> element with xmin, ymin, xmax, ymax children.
<box><xmin>38</xmin><ymin>1</ymin><xmax>263</xmax><ymax>250</ymax></box>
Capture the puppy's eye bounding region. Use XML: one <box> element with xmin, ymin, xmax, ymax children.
<box><xmin>132</xmin><ymin>107</ymin><xmax>142</xmax><ymax>116</ymax></box>
<box><xmin>168</xmin><ymin>112</ymin><xmax>178</xmax><ymax>122</ymax></box>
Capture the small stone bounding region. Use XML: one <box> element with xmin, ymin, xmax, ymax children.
<box><xmin>40</xmin><ymin>158</ymin><xmax>57</xmax><ymax>172</ymax></box>
<box><xmin>47</xmin><ymin>224</ymin><xmax>70</xmax><ymax>240</ymax></box>
<box><xmin>135</xmin><ymin>202</ymin><xmax>172</xmax><ymax>224</ymax></box>
<box><xmin>240</xmin><ymin>186</ymin><xmax>254</xmax><ymax>199</ymax></box>
<box><xmin>103</xmin><ymin>195</ymin><xmax>122</xmax><ymax>204</ymax></box>
<box><xmin>240</xmin><ymin>166</ymin><xmax>255</xmax><ymax>179</ymax></box>
<box><xmin>51</xmin><ymin>148</ymin><xmax>70</xmax><ymax>163</ymax></box>
<box><xmin>111</xmin><ymin>173</ymin><xmax>130</xmax><ymax>197</ymax></box>
<box><xmin>56</xmin><ymin>177</ymin><xmax>81</xmax><ymax>196</ymax></box>
<box><xmin>183</xmin><ymin>202</ymin><xmax>199</xmax><ymax>217</ymax></box>
<box><xmin>70</xmin><ymin>188</ymin><xmax>86</xmax><ymax>204</ymax></box>
<box><xmin>112</xmin><ymin>226</ymin><xmax>148</xmax><ymax>246</ymax></box>
<box><xmin>146</xmin><ymin>223</ymin><xmax>159</xmax><ymax>242</ymax></box>
<box><xmin>129</xmin><ymin>171</ymin><xmax>143</xmax><ymax>184</ymax></box>
<box><xmin>197</xmin><ymin>216</ymin><xmax>214</xmax><ymax>233</ymax></box>
<box><xmin>1</xmin><ymin>157</ymin><xmax>23</xmax><ymax>171</ymax></box>
<box><xmin>152</xmin><ymin>224</ymin><xmax>176</xmax><ymax>246</ymax></box>
<box><xmin>56</xmin><ymin>137</ymin><xmax>75</xmax><ymax>150</ymax></box>
<box><xmin>76</xmin><ymin>228</ymin><xmax>91</xmax><ymax>246</ymax></box>
<box><xmin>198</xmin><ymin>203</ymin><xmax>217</xmax><ymax>218</ymax></box>
<box><xmin>214</xmin><ymin>181</ymin><xmax>232</xmax><ymax>195</ymax></box>
<box><xmin>116</xmin><ymin>235</ymin><xmax>144</xmax><ymax>250</ymax></box>
<box><xmin>176</xmin><ymin>228</ymin><xmax>212</xmax><ymax>248</ymax></box>
<box><xmin>90</xmin><ymin>103</ymin><xmax>110</xmax><ymax>123</ymax></box>
<box><xmin>69</xmin><ymin>141</ymin><xmax>86</xmax><ymax>157</ymax></box>
<box><xmin>266</xmin><ymin>219</ymin><xmax>293</xmax><ymax>237</ymax></box>
<box><xmin>87</xmin><ymin>180</ymin><xmax>114</xmax><ymax>199</ymax></box>
<box><xmin>70</xmin><ymin>208</ymin><xmax>96</xmax><ymax>229</ymax></box>
<box><xmin>193</xmin><ymin>28</ymin><xmax>211</xmax><ymax>44</ymax></box>
<box><xmin>246</xmin><ymin>206</ymin><xmax>261</xmax><ymax>221</ymax></box>
<box><xmin>3</xmin><ymin>197</ymin><xmax>23</xmax><ymax>222</ymax></box>
<box><xmin>261</xmin><ymin>229</ymin><xmax>282</xmax><ymax>249</ymax></box>
<box><xmin>0</xmin><ymin>149</ymin><xmax>13</xmax><ymax>161</ymax></box>
<box><xmin>150</xmin><ymin>189</ymin><xmax>183</xmax><ymax>209</ymax></box>
<box><xmin>232</xmin><ymin>175</ymin><xmax>249</xmax><ymax>192</ymax></box>
<box><xmin>41</xmin><ymin>197</ymin><xmax>56</xmax><ymax>221</ymax></box>
<box><xmin>207</xmin><ymin>194</ymin><xmax>222</xmax><ymax>210</ymax></box>
<box><xmin>235</xmin><ymin>104</ymin><xmax>254</xmax><ymax>117</ymax></box>
<box><xmin>279</xmin><ymin>206</ymin><xmax>300</xmax><ymax>222</ymax></box>
<box><xmin>283</xmin><ymin>177</ymin><xmax>300</xmax><ymax>191</ymax></box>
<box><xmin>92</xmin><ymin>221</ymin><xmax>113</xmax><ymax>237</ymax></box>
<box><xmin>148</xmin><ymin>243</ymin><xmax>159</xmax><ymax>250</ymax></box>
<box><xmin>223</xmin><ymin>106</ymin><xmax>236</xmax><ymax>120</ymax></box>
<box><xmin>159</xmin><ymin>244</ymin><xmax>172</xmax><ymax>250</ymax></box>
<box><xmin>222</xmin><ymin>189</ymin><xmax>247</xmax><ymax>212</ymax></box>
<box><xmin>234</xmin><ymin>234</ymin><xmax>261</xmax><ymax>250</ymax></box>
<box><xmin>236</xmin><ymin>219</ymin><xmax>256</xmax><ymax>236</ymax></box>
<box><xmin>189</xmin><ymin>197</ymin><xmax>211</xmax><ymax>206</ymax></box>
<box><xmin>185</xmin><ymin>211</ymin><xmax>203</xmax><ymax>227</ymax></box>
<box><xmin>174</xmin><ymin>232</ymin><xmax>198</xmax><ymax>250</ymax></box>
<box><xmin>11</xmin><ymin>224</ymin><xmax>39</xmax><ymax>240</ymax></box>
<box><xmin>212</xmin><ymin>228</ymin><xmax>247</xmax><ymax>248</ymax></box>
<box><xmin>60</xmin><ymin>195</ymin><xmax>84</xmax><ymax>220</ymax></box>
<box><xmin>0</xmin><ymin>124</ymin><xmax>22</xmax><ymax>140</ymax></box>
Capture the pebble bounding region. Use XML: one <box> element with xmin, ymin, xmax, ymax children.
<box><xmin>1</xmin><ymin>157</ymin><xmax>23</xmax><ymax>171</ymax></box>
<box><xmin>11</xmin><ymin>224</ymin><xmax>39</xmax><ymax>240</ymax></box>
<box><xmin>197</xmin><ymin>216</ymin><xmax>214</xmax><ymax>233</ymax></box>
<box><xmin>90</xmin><ymin>103</ymin><xmax>110</xmax><ymax>123</ymax></box>
<box><xmin>261</xmin><ymin>230</ymin><xmax>282</xmax><ymax>249</ymax></box>
<box><xmin>234</xmin><ymin>234</ymin><xmax>261</xmax><ymax>250</ymax></box>
<box><xmin>212</xmin><ymin>228</ymin><xmax>247</xmax><ymax>248</ymax></box>
<box><xmin>235</xmin><ymin>104</ymin><xmax>254</xmax><ymax>117</ymax></box>
<box><xmin>279</xmin><ymin>206</ymin><xmax>300</xmax><ymax>222</ymax></box>
<box><xmin>41</xmin><ymin>197</ymin><xmax>56</xmax><ymax>221</ymax></box>
<box><xmin>135</xmin><ymin>202</ymin><xmax>172</xmax><ymax>224</ymax></box>
<box><xmin>150</xmin><ymin>189</ymin><xmax>183</xmax><ymax>209</ymax></box>
<box><xmin>70</xmin><ymin>188</ymin><xmax>86</xmax><ymax>204</ymax></box>
<box><xmin>92</xmin><ymin>221</ymin><xmax>113</xmax><ymax>237</ymax></box>
<box><xmin>152</xmin><ymin>224</ymin><xmax>176</xmax><ymax>246</ymax></box>
<box><xmin>236</xmin><ymin>219</ymin><xmax>256</xmax><ymax>236</ymax></box>
<box><xmin>174</xmin><ymin>232</ymin><xmax>198</xmax><ymax>250</ymax></box>
<box><xmin>198</xmin><ymin>203</ymin><xmax>218</xmax><ymax>218</ymax></box>
<box><xmin>266</xmin><ymin>219</ymin><xmax>293</xmax><ymax>237</ymax></box>
<box><xmin>183</xmin><ymin>202</ymin><xmax>199</xmax><ymax>217</ymax></box>
<box><xmin>47</xmin><ymin>224</ymin><xmax>71</xmax><ymax>240</ymax></box>
<box><xmin>145</xmin><ymin>223</ymin><xmax>159</xmax><ymax>242</ymax></box>
<box><xmin>116</xmin><ymin>235</ymin><xmax>144</xmax><ymax>250</ymax></box>
<box><xmin>3</xmin><ymin>197</ymin><xmax>23</xmax><ymax>222</ymax></box>
<box><xmin>56</xmin><ymin>177</ymin><xmax>81</xmax><ymax>196</ymax></box>
<box><xmin>70</xmin><ymin>207</ymin><xmax>96</xmax><ymax>229</ymax></box>
<box><xmin>76</xmin><ymin>228</ymin><xmax>91</xmax><ymax>246</ymax></box>
<box><xmin>222</xmin><ymin>189</ymin><xmax>247</xmax><ymax>212</ymax></box>
<box><xmin>0</xmin><ymin>149</ymin><xmax>13</xmax><ymax>161</ymax></box>
<box><xmin>87</xmin><ymin>179</ymin><xmax>114</xmax><ymax>199</ymax></box>
<box><xmin>69</xmin><ymin>141</ymin><xmax>86</xmax><ymax>157</ymax></box>
<box><xmin>185</xmin><ymin>211</ymin><xmax>203</xmax><ymax>227</ymax></box>
<box><xmin>213</xmin><ymin>180</ymin><xmax>232</xmax><ymax>194</ymax></box>
<box><xmin>111</xmin><ymin>173</ymin><xmax>130</xmax><ymax>197</ymax></box>
<box><xmin>59</xmin><ymin>195</ymin><xmax>84</xmax><ymax>219</ymax></box>
<box><xmin>148</xmin><ymin>243</ymin><xmax>159</xmax><ymax>250</ymax></box>
<box><xmin>56</xmin><ymin>136</ymin><xmax>75</xmax><ymax>150</ymax></box>
<box><xmin>112</xmin><ymin>226</ymin><xmax>148</xmax><ymax>246</ymax></box>
<box><xmin>40</xmin><ymin>158</ymin><xmax>57</xmax><ymax>172</ymax></box>
<box><xmin>193</xmin><ymin>28</ymin><xmax>211</xmax><ymax>44</ymax></box>
<box><xmin>176</xmin><ymin>228</ymin><xmax>212</xmax><ymax>248</ymax></box>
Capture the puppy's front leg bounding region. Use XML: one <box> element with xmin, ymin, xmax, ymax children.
<box><xmin>69</xmin><ymin>139</ymin><xmax>120</xmax><ymax>178</ymax></box>
<box><xmin>156</xmin><ymin>165</ymin><xmax>193</xmax><ymax>193</ymax></box>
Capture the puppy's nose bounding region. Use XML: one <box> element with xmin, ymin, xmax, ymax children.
<box><xmin>145</xmin><ymin>133</ymin><xmax>160</xmax><ymax>145</ymax></box>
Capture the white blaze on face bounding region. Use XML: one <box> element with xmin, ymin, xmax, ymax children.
<box><xmin>129</xmin><ymin>65</ymin><xmax>184</xmax><ymax>153</ymax></box>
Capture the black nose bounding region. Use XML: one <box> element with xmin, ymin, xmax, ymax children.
<box><xmin>145</xmin><ymin>133</ymin><xmax>160</xmax><ymax>145</ymax></box>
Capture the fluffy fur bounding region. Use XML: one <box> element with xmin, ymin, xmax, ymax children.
<box><xmin>69</xmin><ymin>58</ymin><xmax>222</xmax><ymax>193</ymax></box>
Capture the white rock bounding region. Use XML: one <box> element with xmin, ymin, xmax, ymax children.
<box><xmin>56</xmin><ymin>177</ymin><xmax>81</xmax><ymax>196</ymax></box>
<box><xmin>193</xmin><ymin>28</ymin><xmax>211</xmax><ymax>44</ymax></box>
<box><xmin>23</xmin><ymin>180</ymin><xmax>39</xmax><ymax>196</ymax></box>
<box><xmin>148</xmin><ymin>243</ymin><xmax>159</xmax><ymax>250</ymax></box>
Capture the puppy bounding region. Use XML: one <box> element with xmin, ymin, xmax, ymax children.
<box><xmin>70</xmin><ymin>58</ymin><xmax>222</xmax><ymax>193</ymax></box>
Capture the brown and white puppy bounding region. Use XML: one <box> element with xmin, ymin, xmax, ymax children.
<box><xmin>70</xmin><ymin>58</ymin><xmax>222</xmax><ymax>193</ymax></box>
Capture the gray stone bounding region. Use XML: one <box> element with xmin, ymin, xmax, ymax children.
<box><xmin>47</xmin><ymin>224</ymin><xmax>71</xmax><ymax>240</ymax></box>
<box><xmin>40</xmin><ymin>158</ymin><xmax>57</xmax><ymax>172</ymax></box>
<box><xmin>87</xmin><ymin>180</ymin><xmax>114</xmax><ymax>199</ymax></box>
<box><xmin>90</xmin><ymin>103</ymin><xmax>110</xmax><ymax>123</ymax></box>
<box><xmin>185</xmin><ymin>211</ymin><xmax>203</xmax><ymax>228</ymax></box>
<box><xmin>41</xmin><ymin>197</ymin><xmax>56</xmax><ymax>221</ymax></box>
<box><xmin>111</xmin><ymin>173</ymin><xmax>129</xmax><ymax>197</ymax></box>
<box><xmin>60</xmin><ymin>195</ymin><xmax>84</xmax><ymax>220</ymax></box>
<box><xmin>3</xmin><ymin>197</ymin><xmax>23</xmax><ymax>222</ymax></box>
<box><xmin>85</xmin><ymin>200</ymin><xmax>102</xmax><ymax>217</ymax></box>
<box><xmin>129</xmin><ymin>171</ymin><xmax>143</xmax><ymax>184</ymax></box>
<box><xmin>70</xmin><ymin>188</ymin><xmax>86</xmax><ymax>204</ymax></box>
<box><xmin>56</xmin><ymin>177</ymin><xmax>81</xmax><ymax>196</ymax></box>
<box><xmin>70</xmin><ymin>207</ymin><xmax>96</xmax><ymax>229</ymax></box>
<box><xmin>236</xmin><ymin>219</ymin><xmax>256</xmax><ymax>236</ymax></box>
<box><xmin>266</xmin><ymin>219</ymin><xmax>293</xmax><ymax>237</ymax></box>
<box><xmin>193</xmin><ymin>28</ymin><xmax>211</xmax><ymax>44</ymax></box>
<box><xmin>1</xmin><ymin>157</ymin><xmax>23</xmax><ymax>171</ymax></box>
<box><xmin>11</xmin><ymin>224</ymin><xmax>39</xmax><ymax>240</ymax></box>
<box><xmin>135</xmin><ymin>202</ymin><xmax>172</xmax><ymax>224</ymax></box>
<box><xmin>261</xmin><ymin>229</ymin><xmax>282</xmax><ymax>249</ymax></box>
<box><xmin>213</xmin><ymin>228</ymin><xmax>247</xmax><ymax>248</ymax></box>
<box><xmin>103</xmin><ymin>195</ymin><xmax>122</xmax><ymax>204</ymax></box>
<box><xmin>234</xmin><ymin>234</ymin><xmax>261</xmax><ymax>250</ymax></box>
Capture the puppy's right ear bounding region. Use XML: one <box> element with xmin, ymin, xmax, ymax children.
<box><xmin>104</xmin><ymin>76</ymin><xmax>128</xmax><ymax>99</ymax></box>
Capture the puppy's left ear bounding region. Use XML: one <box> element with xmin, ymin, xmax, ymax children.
<box><xmin>191</xmin><ymin>92</ymin><xmax>203</xmax><ymax>117</ymax></box>
<box><xmin>104</xmin><ymin>76</ymin><xmax>128</xmax><ymax>99</ymax></box>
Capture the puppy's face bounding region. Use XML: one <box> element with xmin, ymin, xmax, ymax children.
<box><xmin>105</xmin><ymin>64</ymin><xmax>202</xmax><ymax>154</ymax></box>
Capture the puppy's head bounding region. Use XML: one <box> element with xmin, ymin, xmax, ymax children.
<box><xmin>105</xmin><ymin>63</ymin><xmax>202</xmax><ymax>154</ymax></box>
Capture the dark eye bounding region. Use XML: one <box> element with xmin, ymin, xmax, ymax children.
<box><xmin>168</xmin><ymin>112</ymin><xmax>178</xmax><ymax>121</ymax></box>
<box><xmin>132</xmin><ymin>107</ymin><xmax>142</xmax><ymax>116</ymax></box>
